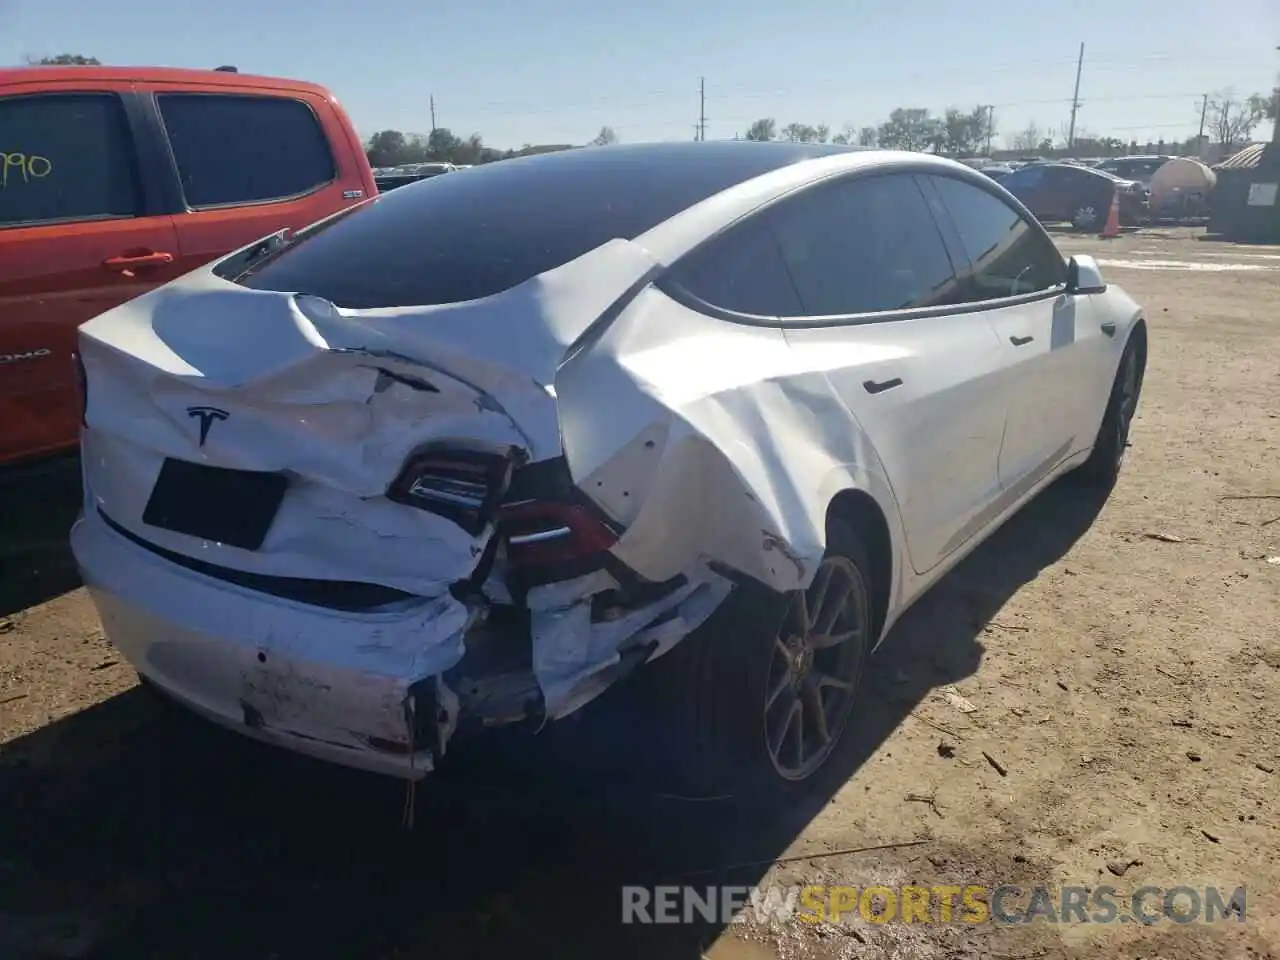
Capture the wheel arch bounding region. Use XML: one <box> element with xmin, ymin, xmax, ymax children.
<box><xmin>1128</xmin><ymin>314</ymin><xmax>1148</xmax><ymax>360</ymax></box>
<box><xmin>824</xmin><ymin>486</ymin><xmax>898</xmax><ymax>645</ymax></box>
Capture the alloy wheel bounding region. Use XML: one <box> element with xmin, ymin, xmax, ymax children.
<box><xmin>763</xmin><ymin>555</ymin><xmax>868</xmax><ymax>781</ymax></box>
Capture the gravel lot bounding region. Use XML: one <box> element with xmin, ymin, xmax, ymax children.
<box><xmin>1</xmin><ymin>228</ymin><xmax>1277</xmax><ymax>960</ymax></box>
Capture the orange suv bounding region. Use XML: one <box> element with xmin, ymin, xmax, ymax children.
<box><xmin>0</xmin><ymin>66</ymin><xmax>376</xmax><ymax>467</ymax></box>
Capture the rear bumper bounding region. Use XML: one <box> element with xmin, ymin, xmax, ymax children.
<box><xmin>71</xmin><ymin>509</ymin><xmax>473</xmax><ymax>779</ymax></box>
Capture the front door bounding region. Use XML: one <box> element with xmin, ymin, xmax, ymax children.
<box><xmin>924</xmin><ymin>173</ymin><xmax>1080</xmax><ymax>492</ymax></box>
<box><xmin>0</xmin><ymin>88</ymin><xmax>182</xmax><ymax>464</ymax></box>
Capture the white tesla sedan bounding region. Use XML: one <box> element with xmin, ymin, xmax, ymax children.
<box><xmin>71</xmin><ymin>142</ymin><xmax>1146</xmax><ymax>797</ymax></box>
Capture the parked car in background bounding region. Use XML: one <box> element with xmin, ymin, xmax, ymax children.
<box><xmin>1095</xmin><ymin>155</ymin><xmax>1173</xmax><ymax>189</ymax></box>
<box><xmin>374</xmin><ymin>162</ymin><xmax>458</xmax><ymax>193</ymax></box>
<box><xmin>0</xmin><ymin>65</ymin><xmax>375</xmax><ymax>468</ymax></box>
<box><xmin>406</xmin><ymin>162</ymin><xmax>456</xmax><ymax>177</ymax></box>
<box><xmin>72</xmin><ymin>142</ymin><xmax>1146</xmax><ymax>798</ymax></box>
<box><xmin>998</xmin><ymin>162</ymin><xmax>1148</xmax><ymax>230</ymax></box>
<box><xmin>978</xmin><ymin>164</ymin><xmax>1014</xmax><ymax>180</ymax></box>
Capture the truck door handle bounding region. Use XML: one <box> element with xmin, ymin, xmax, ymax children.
<box><xmin>1009</xmin><ymin>335</ymin><xmax>1035</xmax><ymax>346</ymax></box>
<box><xmin>1100</xmin><ymin>321</ymin><xmax>1117</xmax><ymax>337</ymax></box>
<box><xmin>102</xmin><ymin>251</ymin><xmax>175</xmax><ymax>271</ymax></box>
<box><xmin>862</xmin><ymin>377</ymin><xmax>903</xmax><ymax>395</ymax></box>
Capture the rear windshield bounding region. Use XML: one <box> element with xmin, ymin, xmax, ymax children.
<box><xmin>238</xmin><ymin>142</ymin><xmax>856</xmax><ymax>308</ymax></box>
<box><xmin>1104</xmin><ymin>160</ymin><xmax>1165</xmax><ymax>179</ymax></box>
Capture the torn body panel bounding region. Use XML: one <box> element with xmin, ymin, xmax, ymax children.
<box><xmin>76</xmin><ymin>239</ymin><xmax>661</xmax><ymax>595</ymax></box>
<box><xmin>556</xmin><ymin>284</ymin><xmax>907</xmax><ymax>608</ymax></box>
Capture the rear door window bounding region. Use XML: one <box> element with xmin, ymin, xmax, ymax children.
<box><xmin>765</xmin><ymin>173</ymin><xmax>960</xmax><ymax>316</ymax></box>
<box><xmin>157</xmin><ymin>94</ymin><xmax>335</xmax><ymax>208</ymax></box>
<box><xmin>667</xmin><ymin>219</ymin><xmax>803</xmax><ymax>317</ymax></box>
<box><xmin>0</xmin><ymin>93</ymin><xmax>140</xmax><ymax>227</ymax></box>
<box><xmin>1000</xmin><ymin>166</ymin><xmax>1046</xmax><ymax>191</ymax></box>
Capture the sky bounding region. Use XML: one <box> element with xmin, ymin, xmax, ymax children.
<box><xmin>2</xmin><ymin>0</ymin><xmax>1276</xmax><ymax>150</ymax></box>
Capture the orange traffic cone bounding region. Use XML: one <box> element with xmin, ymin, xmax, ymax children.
<box><xmin>1100</xmin><ymin>185</ymin><xmax>1121</xmax><ymax>238</ymax></box>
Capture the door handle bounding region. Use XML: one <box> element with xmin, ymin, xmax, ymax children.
<box><xmin>1009</xmin><ymin>335</ymin><xmax>1035</xmax><ymax>346</ymax></box>
<box><xmin>862</xmin><ymin>377</ymin><xmax>903</xmax><ymax>395</ymax></box>
<box><xmin>102</xmin><ymin>251</ymin><xmax>175</xmax><ymax>271</ymax></box>
<box><xmin>1100</xmin><ymin>321</ymin><xmax>1117</xmax><ymax>337</ymax></box>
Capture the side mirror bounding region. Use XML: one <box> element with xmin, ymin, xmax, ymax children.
<box><xmin>1066</xmin><ymin>254</ymin><xmax>1107</xmax><ymax>295</ymax></box>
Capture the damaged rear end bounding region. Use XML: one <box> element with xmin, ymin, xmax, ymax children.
<box><xmin>71</xmin><ymin>236</ymin><xmax>732</xmax><ymax>779</ymax></box>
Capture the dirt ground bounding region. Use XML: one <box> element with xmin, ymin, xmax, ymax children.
<box><xmin>1</xmin><ymin>227</ymin><xmax>1277</xmax><ymax>960</ymax></box>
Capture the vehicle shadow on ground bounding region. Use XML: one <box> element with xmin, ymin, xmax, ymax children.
<box><xmin>0</xmin><ymin>456</ymin><xmax>83</xmax><ymax>619</ymax></box>
<box><xmin>0</xmin><ymin>480</ymin><xmax>1104</xmax><ymax>960</ymax></box>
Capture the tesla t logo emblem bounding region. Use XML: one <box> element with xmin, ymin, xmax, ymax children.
<box><xmin>186</xmin><ymin>406</ymin><xmax>228</xmax><ymax>447</ymax></box>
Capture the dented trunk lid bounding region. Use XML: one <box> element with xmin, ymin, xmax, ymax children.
<box><xmin>78</xmin><ymin>240</ymin><xmax>660</xmax><ymax>597</ymax></box>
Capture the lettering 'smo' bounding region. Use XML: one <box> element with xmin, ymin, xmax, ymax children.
<box><xmin>1</xmin><ymin>152</ymin><xmax>54</xmax><ymax>187</ymax></box>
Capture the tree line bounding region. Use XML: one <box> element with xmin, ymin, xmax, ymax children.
<box><xmin>741</xmin><ymin>106</ymin><xmax>996</xmax><ymax>155</ymax></box>
<box><xmin>742</xmin><ymin>87</ymin><xmax>1278</xmax><ymax>157</ymax></box>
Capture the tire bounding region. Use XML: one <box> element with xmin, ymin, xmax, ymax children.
<box><xmin>1072</xmin><ymin>204</ymin><xmax>1102</xmax><ymax>232</ymax></box>
<box><xmin>639</xmin><ymin>516</ymin><xmax>876</xmax><ymax>805</ymax></box>
<box><xmin>1076</xmin><ymin>326</ymin><xmax>1146</xmax><ymax>490</ymax></box>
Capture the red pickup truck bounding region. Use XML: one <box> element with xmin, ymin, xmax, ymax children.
<box><xmin>0</xmin><ymin>66</ymin><xmax>376</xmax><ymax>467</ymax></box>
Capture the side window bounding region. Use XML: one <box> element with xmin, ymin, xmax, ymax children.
<box><xmin>667</xmin><ymin>219</ymin><xmax>803</xmax><ymax>317</ymax></box>
<box><xmin>0</xmin><ymin>94</ymin><xmax>139</xmax><ymax>227</ymax></box>
<box><xmin>765</xmin><ymin>173</ymin><xmax>960</xmax><ymax>316</ymax></box>
<box><xmin>1002</xmin><ymin>166</ymin><xmax>1045</xmax><ymax>190</ymax></box>
<box><xmin>929</xmin><ymin>175</ymin><xmax>1066</xmax><ymax>301</ymax></box>
<box><xmin>158</xmin><ymin>94</ymin><xmax>336</xmax><ymax>208</ymax></box>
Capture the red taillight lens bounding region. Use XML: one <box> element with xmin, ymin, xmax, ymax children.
<box><xmin>72</xmin><ymin>352</ymin><xmax>88</xmax><ymax>427</ymax></box>
<box><xmin>499</xmin><ymin>501</ymin><xmax>619</xmax><ymax>568</ymax></box>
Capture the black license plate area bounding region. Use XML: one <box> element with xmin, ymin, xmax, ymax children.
<box><xmin>142</xmin><ymin>458</ymin><xmax>288</xmax><ymax>551</ymax></box>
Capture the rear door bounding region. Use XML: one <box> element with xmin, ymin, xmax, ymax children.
<box><xmin>0</xmin><ymin>85</ymin><xmax>182</xmax><ymax>465</ymax></box>
<box><xmin>144</xmin><ymin>84</ymin><xmax>364</xmax><ymax>275</ymax></box>
<box><xmin>668</xmin><ymin>171</ymin><xmax>1008</xmax><ymax>574</ymax></box>
<box><xmin>998</xmin><ymin>165</ymin><xmax>1051</xmax><ymax>221</ymax></box>
<box><xmin>924</xmin><ymin>173</ymin><xmax>1082</xmax><ymax>491</ymax></box>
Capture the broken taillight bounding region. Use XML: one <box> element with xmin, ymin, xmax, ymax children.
<box><xmin>391</xmin><ymin>450</ymin><xmax>622</xmax><ymax>574</ymax></box>
<box><xmin>497</xmin><ymin>455</ymin><xmax>623</xmax><ymax>572</ymax></box>
<box><xmin>387</xmin><ymin>450</ymin><xmax>513</xmax><ymax>536</ymax></box>
<box><xmin>498</xmin><ymin>500</ymin><xmax>619</xmax><ymax>568</ymax></box>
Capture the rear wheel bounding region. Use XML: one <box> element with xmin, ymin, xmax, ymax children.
<box><xmin>643</xmin><ymin>517</ymin><xmax>875</xmax><ymax>804</ymax></box>
<box><xmin>1072</xmin><ymin>204</ymin><xmax>1102</xmax><ymax>231</ymax></box>
<box><xmin>1076</xmin><ymin>327</ymin><xmax>1146</xmax><ymax>490</ymax></box>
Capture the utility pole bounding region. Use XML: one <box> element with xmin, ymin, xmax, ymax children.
<box><xmin>697</xmin><ymin>77</ymin><xmax>707</xmax><ymax>142</ymax></box>
<box><xmin>984</xmin><ymin>104</ymin><xmax>995</xmax><ymax>154</ymax></box>
<box><xmin>430</xmin><ymin>95</ymin><xmax>437</xmax><ymax>134</ymax></box>
<box><xmin>1272</xmin><ymin>45</ymin><xmax>1279</xmax><ymax>145</ymax></box>
<box><xmin>1197</xmin><ymin>92</ymin><xmax>1209</xmax><ymax>144</ymax></box>
<box><xmin>1066</xmin><ymin>42</ymin><xmax>1084</xmax><ymax>153</ymax></box>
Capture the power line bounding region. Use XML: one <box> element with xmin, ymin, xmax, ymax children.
<box><xmin>428</xmin><ymin>49</ymin><xmax>1270</xmax><ymax>116</ymax></box>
